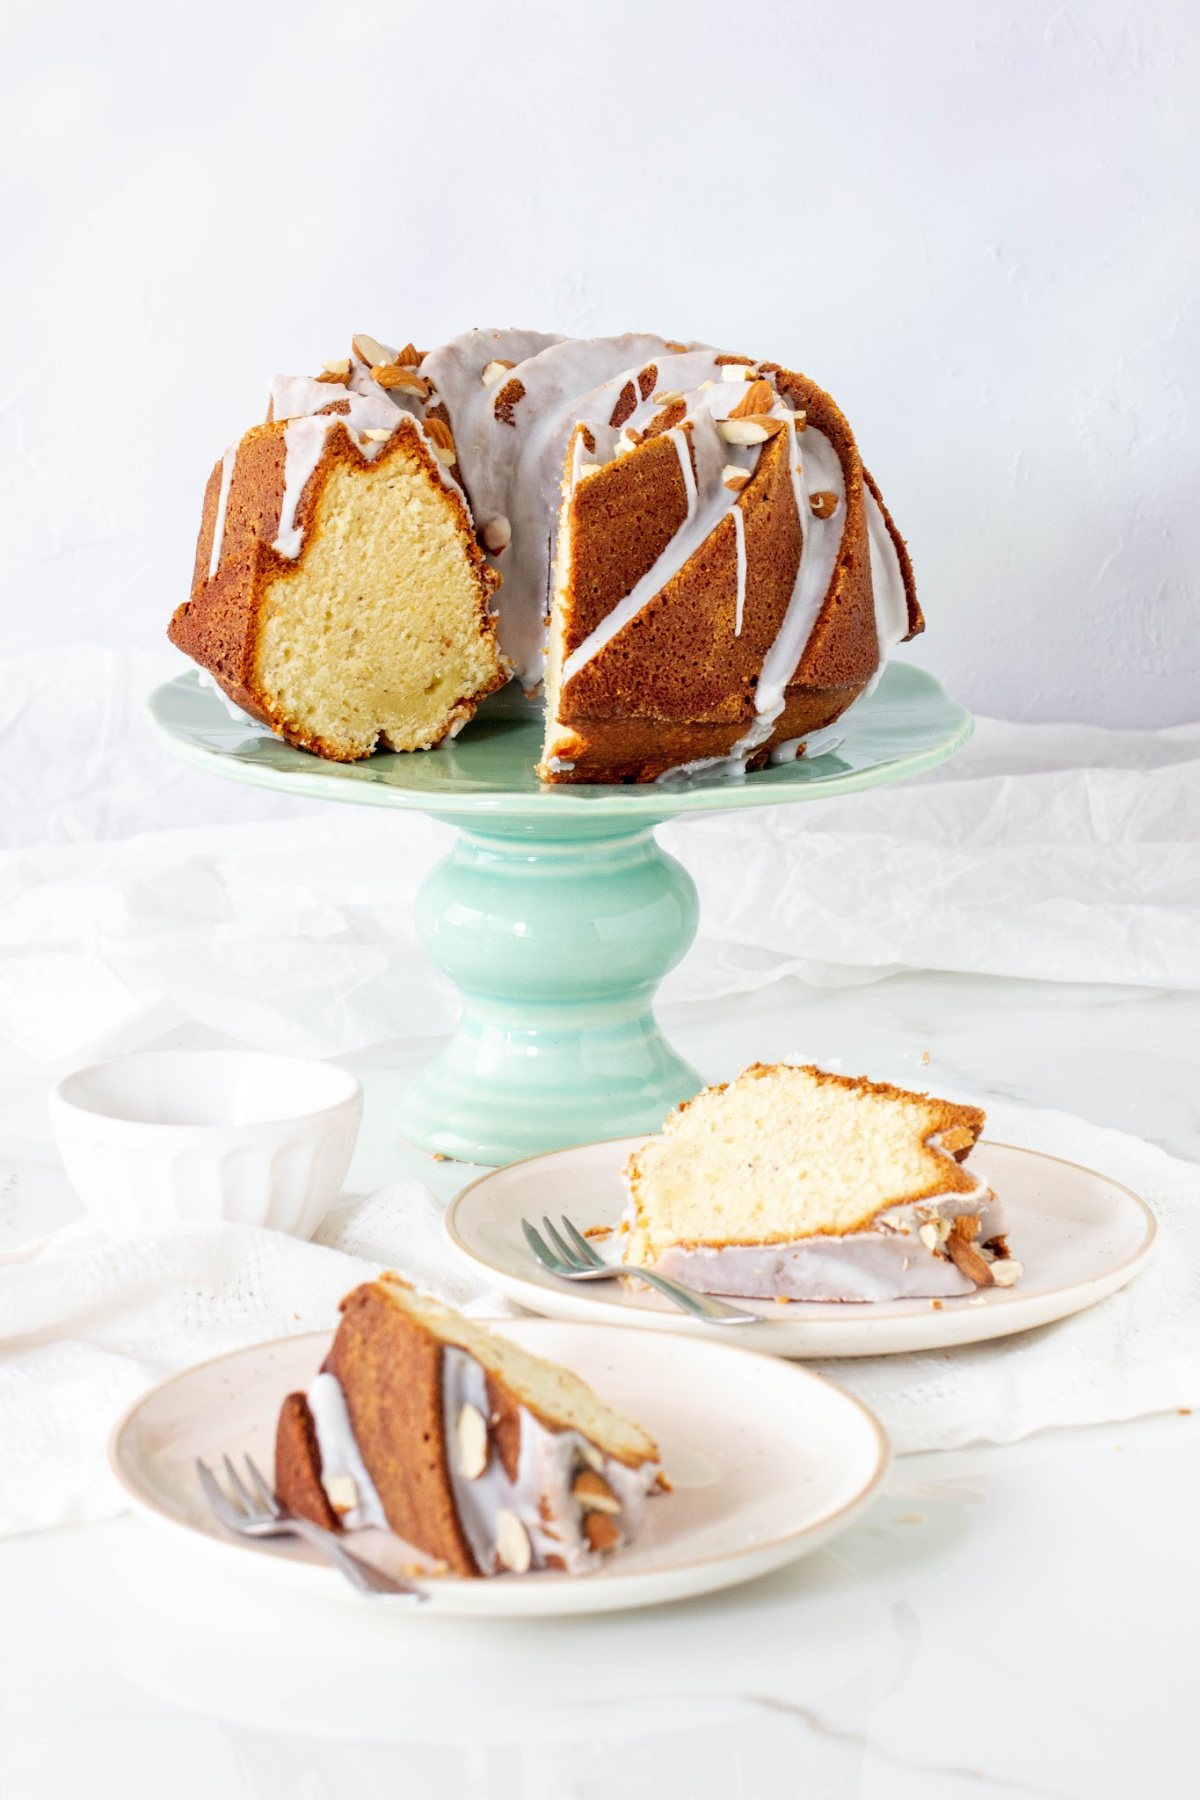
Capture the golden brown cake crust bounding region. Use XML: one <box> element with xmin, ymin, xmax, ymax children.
<box><xmin>543</xmin><ymin>364</ymin><xmax>915</xmax><ymax>782</ymax></box>
<box><xmin>170</xmin><ymin>416</ymin><xmax>505</xmax><ymax>761</ymax></box>
<box><xmin>325</xmin><ymin>1283</ymin><xmax>481</xmax><ymax>1576</ymax></box>
<box><xmin>274</xmin><ymin>1390</ymin><xmax>341</xmax><ymax>1533</ymax></box>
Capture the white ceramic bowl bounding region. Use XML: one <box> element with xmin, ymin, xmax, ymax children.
<box><xmin>49</xmin><ymin>1051</ymin><xmax>362</xmax><ymax>1239</ymax></box>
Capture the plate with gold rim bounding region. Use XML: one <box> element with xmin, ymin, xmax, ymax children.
<box><xmin>109</xmin><ymin>1318</ymin><xmax>888</xmax><ymax>1618</ymax></box>
<box><xmin>444</xmin><ymin>1138</ymin><xmax>1156</xmax><ymax>1359</ymax></box>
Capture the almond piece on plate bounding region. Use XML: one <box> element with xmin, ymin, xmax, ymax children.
<box><xmin>946</xmin><ymin>1215</ymin><xmax>994</xmax><ymax>1287</ymax></box>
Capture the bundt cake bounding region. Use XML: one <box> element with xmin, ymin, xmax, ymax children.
<box><xmin>170</xmin><ymin>330</ymin><xmax>923</xmax><ymax>780</ymax></box>
<box><xmin>620</xmin><ymin>1064</ymin><xmax>1021</xmax><ymax>1302</ymax></box>
<box><xmin>275</xmin><ymin>1275</ymin><xmax>666</xmax><ymax>1576</ymax></box>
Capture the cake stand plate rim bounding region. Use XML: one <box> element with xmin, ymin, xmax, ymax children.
<box><xmin>146</xmin><ymin>660</ymin><xmax>973</xmax><ymax>822</ymax></box>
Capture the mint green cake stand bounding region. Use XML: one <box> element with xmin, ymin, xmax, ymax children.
<box><xmin>148</xmin><ymin>664</ymin><xmax>970</xmax><ymax>1165</ymax></box>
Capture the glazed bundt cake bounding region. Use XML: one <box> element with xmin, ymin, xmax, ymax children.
<box><xmin>170</xmin><ymin>330</ymin><xmax>923</xmax><ymax>780</ymax></box>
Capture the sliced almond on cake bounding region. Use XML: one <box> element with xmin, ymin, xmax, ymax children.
<box><xmin>352</xmin><ymin>333</ymin><xmax>396</xmax><ymax>368</ymax></box>
<box><xmin>583</xmin><ymin>1511</ymin><xmax>620</xmax><ymax>1552</ymax></box>
<box><xmin>728</xmin><ymin>379</ymin><xmax>775</xmax><ymax>419</ymax></box>
<box><xmin>423</xmin><ymin>417</ymin><xmax>457</xmax><ymax>464</ymax></box>
<box><xmin>719</xmin><ymin>415</ymin><xmax>786</xmax><ymax>445</ymax></box>
<box><xmin>373</xmin><ymin>364</ymin><xmax>431</xmax><ymax>396</ymax></box>
<box><xmin>571</xmin><ymin>1470</ymin><xmax>622</xmax><ymax>1514</ymax></box>
<box><xmin>457</xmin><ymin>1403</ymin><xmax>490</xmax><ymax>1478</ymax></box>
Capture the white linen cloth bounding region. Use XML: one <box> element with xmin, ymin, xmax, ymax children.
<box><xmin>2</xmin><ymin>1094</ymin><xmax>1198</xmax><ymax>1538</ymax></box>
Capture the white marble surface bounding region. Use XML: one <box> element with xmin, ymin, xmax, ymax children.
<box><xmin>3</xmin><ymin>970</ymin><xmax>1199</xmax><ymax>1797</ymax></box>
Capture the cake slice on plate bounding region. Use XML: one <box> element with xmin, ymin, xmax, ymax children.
<box><xmin>621</xmin><ymin>1063</ymin><xmax>1021</xmax><ymax>1302</ymax></box>
<box><xmin>275</xmin><ymin>1275</ymin><xmax>665</xmax><ymax>1576</ymax></box>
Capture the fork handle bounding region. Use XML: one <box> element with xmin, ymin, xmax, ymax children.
<box><xmin>632</xmin><ymin>1267</ymin><xmax>760</xmax><ymax>1326</ymax></box>
<box><xmin>286</xmin><ymin>1516</ymin><xmax>426</xmax><ymax>1601</ymax></box>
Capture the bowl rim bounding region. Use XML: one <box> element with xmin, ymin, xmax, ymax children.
<box><xmin>50</xmin><ymin>1049</ymin><xmax>363</xmax><ymax>1133</ymax></box>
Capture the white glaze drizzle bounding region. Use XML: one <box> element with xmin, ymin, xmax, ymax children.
<box><xmin>418</xmin><ymin>333</ymin><xmax>717</xmax><ymax>688</ymax></box>
<box><xmin>266</xmin><ymin>379</ymin><xmax>441</xmax><ymax>560</ymax></box>
<box><xmin>273</xmin><ymin>416</ymin><xmax>338</xmax><ymax>558</ymax></box>
<box><xmin>561</xmin><ymin>392</ymin><xmax>739</xmax><ymax>683</ymax></box>
<box><xmin>864</xmin><ymin>482</ymin><xmax>911</xmax><ymax>662</ymax></box>
<box><xmin>207</xmin><ymin>442</ymin><xmax>238</xmax><ymax>579</ymax></box>
<box><xmin>306</xmin><ymin>1370</ymin><xmax>388</xmax><ymax>1530</ymax></box>
<box><xmin>440</xmin><ymin>1347</ymin><xmax>659</xmax><ymax>1575</ymax></box>
<box><xmin>653</xmin><ymin>404</ymin><xmax>851</xmax><ymax>783</ymax></box>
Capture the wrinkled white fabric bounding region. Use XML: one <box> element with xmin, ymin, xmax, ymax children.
<box><xmin>0</xmin><ymin>1180</ymin><xmax>512</xmax><ymax>1536</ymax></box>
<box><xmin>2</xmin><ymin>651</ymin><xmax>1200</xmax><ymax>1068</ymax></box>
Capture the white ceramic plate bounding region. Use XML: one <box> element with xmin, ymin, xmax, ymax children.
<box><xmin>109</xmin><ymin>1319</ymin><xmax>888</xmax><ymax>1617</ymax></box>
<box><xmin>446</xmin><ymin>1139</ymin><xmax>1156</xmax><ymax>1358</ymax></box>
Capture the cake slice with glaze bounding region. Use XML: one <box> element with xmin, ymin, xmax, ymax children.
<box><xmin>169</xmin><ymin>350</ymin><xmax>507</xmax><ymax>761</ymax></box>
<box><xmin>275</xmin><ymin>1275</ymin><xmax>665</xmax><ymax>1576</ymax></box>
<box><xmin>621</xmin><ymin>1064</ymin><xmax>1021</xmax><ymax>1302</ymax></box>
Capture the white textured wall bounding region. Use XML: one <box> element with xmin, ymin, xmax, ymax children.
<box><xmin>2</xmin><ymin>0</ymin><xmax>1197</xmax><ymax>770</ymax></box>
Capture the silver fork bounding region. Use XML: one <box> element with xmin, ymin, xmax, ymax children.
<box><xmin>521</xmin><ymin>1215</ymin><xmax>761</xmax><ymax>1326</ymax></box>
<box><xmin>196</xmin><ymin>1453</ymin><xmax>425</xmax><ymax>1602</ymax></box>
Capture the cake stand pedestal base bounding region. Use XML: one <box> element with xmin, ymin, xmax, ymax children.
<box><xmin>148</xmin><ymin>662</ymin><xmax>972</xmax><ymax>1169</ymax></box>
<box><xmin>397</xmin><ymin>817</ymin><xmax>702</xmax><ymax>1164</ymax></box>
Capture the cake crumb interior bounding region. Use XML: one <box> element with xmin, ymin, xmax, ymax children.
<box><xmin>625</xmin><ymin>1064</ymin><xmax>981</xmax><ymax>1261</ymax></box>
<box><xmin>255</xmin><ymin>439</ymin><xmax>499</xmax><ymax>758</ymax></box>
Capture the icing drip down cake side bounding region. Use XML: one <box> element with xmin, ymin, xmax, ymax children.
<box><xmin>274</xmin><ymin>1276</ymin><xmax>666</xmax><ymax>1577</ymax></box>
<box><xmin>170</xmin><ymin>330</ymin><xmax>924</xmax><ymax>781</ymax></box>
<box><xmin>620</xmin><ymin>1065</ymin><xmax>1023</xmax><ymax>1303</ymax></box>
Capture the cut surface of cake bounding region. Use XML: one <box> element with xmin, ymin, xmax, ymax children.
<box><xmin>621</xmin><ymin>1064</ymin><xmax>1020</xmax><ymax>1302</ymax></box>
<box><xmin>275</xmin><ymin>1275</ymin><xmax>665</xmax><ymax>1576</ymax></box>
<box><xmin>171</xmin><ymin>329</ymin><xmax>922</xmax><ymax>779</ymax></box>
<box><xmin>170</xmin><ymin>359</ymin><xmax>507</xmax><ymax>761</ymax></box>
